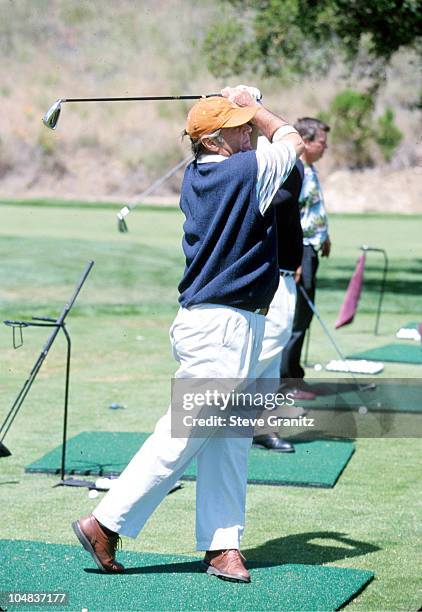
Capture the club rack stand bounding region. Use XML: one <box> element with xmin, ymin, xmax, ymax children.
<box><xmin>360</xmin><ymin>245</ymin><xmax>388</xmax><ymax>335</ymax></box>
<box><xmin>0</xmin><ymin>261</ymin><xmax>97</xmax><ymax>489</ymax></box>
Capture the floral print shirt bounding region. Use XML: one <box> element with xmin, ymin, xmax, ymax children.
<box><xmin>299</xmin><ymin>162</ymin><xmax>328</xmax><ymax>249</ymax></box>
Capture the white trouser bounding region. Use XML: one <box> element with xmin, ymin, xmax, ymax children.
<box><xmin>94</xmin><ymin>304</ymin><xmax>265</xmax><ymax>551</ymax></box>
<box><xmin>256</xmin><ymin>273</ymin><xmax>297</xmax><ymax>380</ymax></box>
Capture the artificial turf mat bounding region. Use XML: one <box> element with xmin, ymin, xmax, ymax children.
<box><xmin>347</xmin><ymin>343</ymin><xmax>422</xmax><ymax>364</ymax></box>
<box><xmin>400</xmin><ymin>321</ymin><xmax>421</xmax><ymax>329</ymax></box>
<box><xmin>300</xmin><ymin>380</ymin><xmax>422</xmax><ymax>413</ymax></box>
<box><xmin>25</xmin><ymin>432</ymin><xmax>355</xmax><ymax>488</ymax></box>
<box><xmin>0</xmin><ymin>540</ymin><xmax>374</xmax><ymax>612</ymax></box>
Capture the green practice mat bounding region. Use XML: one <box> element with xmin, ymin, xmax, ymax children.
<box><xmin>0</xmin><ymin>540</ymin><xmax>374</xmax><ymax>611</ymax></box>
<box><xmin>400</xmin><ymin>321</ymin><xmax>420</xmax><ymax>329</ymax></box>
<box><xmin>25</xmin><ymin>432</ymin><xmax>355</xmax><ymax>488</ymax></box>
<box><xmin>301</xmin><ymin>381</ymin><xmax>422</xmax><ymax>413</ymax></box>
<box><xmin>348</xmin><ymin>343</ymin><xmax>422</xmax><ymax>364</ymax></box>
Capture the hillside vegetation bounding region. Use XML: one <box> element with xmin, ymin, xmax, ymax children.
<box><xmin>0</xmin><ymin>0</ymin><xmax>420</xmax><ymax>212</ymax></box>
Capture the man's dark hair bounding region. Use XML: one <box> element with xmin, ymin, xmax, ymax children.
<box><xmin>294</xmin><ymin>117</ymin><xmax>330</xmax><ymax>142</ymax></box>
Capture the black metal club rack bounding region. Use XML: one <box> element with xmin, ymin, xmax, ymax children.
<box><xmin>0</xmin><ymin>261</ymin><xmax>95</xmax><ymax>488</ymax></box>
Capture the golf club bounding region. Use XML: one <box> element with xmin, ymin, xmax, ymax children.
<box><xmin>117</xmin><ymin>154</ymin><xmax>193</xmax><ymax>232</ymax></box>
<box><xmin>298</xmin><ymin>284</ymin><xmax>376</xmax><ymax>395</ymax></box>
<box><xmin>43</xmin><ymin>94</ymin><xmax>220</xmax><ymax>130</ymax></box>
<box><xmin>0</xmin><ymin>440</ymin><xmax>11</xmax><ymax>457</ymax></box>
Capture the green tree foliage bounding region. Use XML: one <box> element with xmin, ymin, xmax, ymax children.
<box><xmin>204</xmin><ymin>0</ymin><xmax>422</xmax><ymax>80</ymax></box>
<box><xmin>324</xmin><ymin>90</ymin><xmax>403</xmax><ymax>167</ymax></box>
<box><xmin>328</xmin><ymin>90</ymin><xmax>375</xmax><ymax>167</ymax></box>
<box><xmin>375</xmin><ymin>108</ymin><xmax>404</xmax><ymax>161</ymax></box>
<box><xmin>203</xmin><ymin>22</ymin><xmax>252</xmax><ymax>77</ymax></box>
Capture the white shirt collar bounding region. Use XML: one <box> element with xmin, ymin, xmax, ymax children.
<box><xmin>197</xmin><ymin>153</ymin><xmax>227</xmax><ymax>164</ymax></box>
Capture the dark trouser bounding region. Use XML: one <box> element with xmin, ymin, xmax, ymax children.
<box><xmin>280</xmin><ymin>245</ymin><xmax>319</xmax><ymax>380</ymax></box>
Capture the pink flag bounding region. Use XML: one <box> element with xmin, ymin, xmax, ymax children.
<box><xmin>335</xmin><ymin>253</ymin><xmax>366</xmax><ymax>329</ymax></box>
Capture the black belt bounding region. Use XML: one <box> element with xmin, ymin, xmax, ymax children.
<box><xmin>241</xmin><ymin>306</ymin><xmax>269</xmax><ymax>316</ymax></box>
<box><xmin>279</xmin><ymin>269</ymin><xmax>295</xmax><ymax>277</ymax></box>
<box><xmin>255</xmin><ymin>307</ymin><xmax>269</xmax><ymax>316</ymax></box>
<box><xmin>195</xmin><ymin>304</ymin><xmax>269</xmax><ymax>316</ymax></box>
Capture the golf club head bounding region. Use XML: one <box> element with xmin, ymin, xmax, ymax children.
<box><xmin>359</xmin><ymin>383</ymin><xmax>377</xmax><ymax>392</ymax></box>
<box><xmin>117</xmin><ymin>217</ymin><xmax>128</xmax><ymax>233</ymax></box>
<box><xmin>117</xmin><ymin>206</ymin><xmax>130</xmax><ymax>233</ymax></box>
<box><xmin>43</xmin><ymin>99</ymin><xmax>62</xmax><ymax>129</ymax></box>
<box><xmin>0</xmin><ymin>440</ymin><xmax>11</xmax><ymax>457</ymax></box>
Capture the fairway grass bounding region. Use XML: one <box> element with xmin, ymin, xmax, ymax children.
<box><xmin>0</xmin><ymin>203</ymin><xmax>421</xmax><ymax>611</ymax></box>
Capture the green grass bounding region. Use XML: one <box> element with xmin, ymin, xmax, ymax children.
<box><xmin>0</xmin><ymin>203</ymin><xmax>421</xmax><ymax>611</ymax></box>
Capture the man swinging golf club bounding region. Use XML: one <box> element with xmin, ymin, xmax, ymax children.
<box><xmin>72</xmin><ymin>85</ymin><xmax>304</xmax><ymax>583</ymax></box>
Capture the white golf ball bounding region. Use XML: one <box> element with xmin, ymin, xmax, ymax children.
<box><xmin>88</xmin><ymin>489</ymin><xmax>99</xmax><ymax>499</ymax></box>
<box><xmin>314</xmin><ymin>363</ymin><xmax>323</xmax><ymax>371</ymax></box>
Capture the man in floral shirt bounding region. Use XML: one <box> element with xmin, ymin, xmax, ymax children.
<box><xmin>280</xmin><ymin>117</ymin><xmax>331</xmax><ymax>399</ymax></box>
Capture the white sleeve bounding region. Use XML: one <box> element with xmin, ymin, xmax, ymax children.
<box><xmin>256</xmin><ymin>126</ymin><xmax>299</xmax><ymax>215</ymax></box>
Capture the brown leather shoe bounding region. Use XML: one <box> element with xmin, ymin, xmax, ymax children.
<box><xmin>72</xmin><ymin>514</ymin><xmax>124</xmax><ymax>573</ymax></box>
<box><xmin>203</xmin><ymin>549</ymin><xmax>251</xmax><ymax>583</ymax></box>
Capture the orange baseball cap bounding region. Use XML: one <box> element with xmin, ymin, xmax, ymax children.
<box><xmin>185</xmin><ymin>96</ymin><xmax>259</xmax><ymax>140</ymax></box>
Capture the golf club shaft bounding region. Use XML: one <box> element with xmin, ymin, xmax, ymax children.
<box><xmin>118</xmin><ymin>154</ymin><xmax>193</xmax><ymax>222</ymax></box>
<box><xmin>298</xmin><ymin>284</ymin><xmax>369</xmax><ymax>394</ymax></box>
<box><xmin>61</xmin><ymin>95</ymin><xmax>220</xmax><ymax>103</ymax></box>
<box><xmin>0</xmin><ymin>352</ymin><xmax>46</xmax><ymax>440</ymax></box>
<box><xmin>43</xmin><ymin>94</ymin><xmax>222</xmax><ymax>129</ymax></box>
<box><xmin>132</xmin><ymin>154</ymin><xmax>193</xmax><ymax>205</ymax></box>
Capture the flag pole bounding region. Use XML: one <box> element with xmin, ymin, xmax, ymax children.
<box><xmin>360</xmin><ymin>246</ymin><xmax>388</xmax><ymax>335</ymax></box>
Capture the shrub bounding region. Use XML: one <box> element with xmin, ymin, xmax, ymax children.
<box><xmin>329</xmin><ymin>89</ymin><xmax>375</xmax><ymax>168</ymax></box>
<box><xmin>375</xmin><ymin>107</ymin><xmax>403</xmax><ymax>162</ymax></box>
<box><xmin>326</xmin><ymin>89</ymin><xmax>403</xmax><ymax>168</ymax></box>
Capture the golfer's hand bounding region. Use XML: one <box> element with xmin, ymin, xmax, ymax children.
<box><xmin>294</xmin><ymin>266</ymin><xmax>302</xmax><ymax>283</ymax></box>
<box><xmin>321</xmin><ymin>237</ymin><xmax>331</xmax><ymax>258</ymax></box>
<box><xmin>221</xmin><ymin>85</ymin><xmax>262</xmax><ymax>107</ymax></box>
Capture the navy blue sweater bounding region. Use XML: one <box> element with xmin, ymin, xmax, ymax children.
<box><xmin>178</xmin><ymin>151</ymin><xmax>278</xmax><ymax>310</ymax></box>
